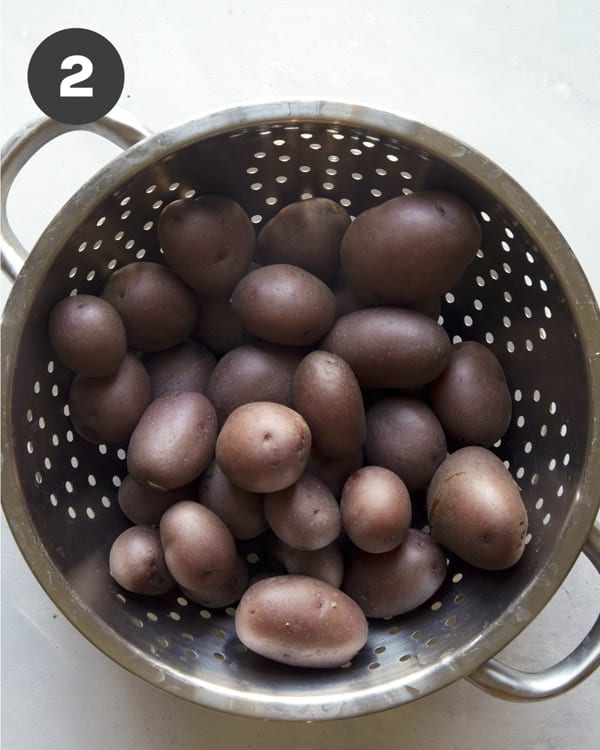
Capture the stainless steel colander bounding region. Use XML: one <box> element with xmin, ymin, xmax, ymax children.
<box><xmin>2</xmin><ymin>101</ymin><xmax>599</xmax><ymax>721</ymax></box>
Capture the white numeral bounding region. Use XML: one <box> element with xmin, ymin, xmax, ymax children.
<box><xmin>60</xmin><ymin>55</ymin><xmax>94</xmax><ymax>98</ymax></box>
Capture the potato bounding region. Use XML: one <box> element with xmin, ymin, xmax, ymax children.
<box><xmin>427</xmin><ymin>446</ymin><xmax>528</xmax><ymax>570</ymax></box>
<box><xmin>320</xmin><ymin>307</ymin><xmax>451</xmax><ymax>389</ymax></box>
<box><xmin>159</xmin><ymin>500</ymin><xmax>237</xmax><ymax>591</ymax></box>
<box><xmin>109</xmin><ymin>525</ymin><xmax>176</xmax><ymax>596</ymax></box>
<box><xmin>231</xmin><ymin>264</ymin><xmax>336</xmax><ymax>346</ymax></box>
<box><xmin>117</xmin><ymin>475</ymin><xmax>197</xmax><ymax>526</ymax></box>
<box><xmin>68</xmin><ymin>352</ymin><xmax>151</xmax><ymax>444</ymax></box>
<box><xmin>180</xmin><ymin>554</ymin><xmax>249</xmax><ymax>608</ymax></box>
<box><xmin>100</xmin><ymin>261</ymin><xmax>198</xmax><ymax>352</ymax></box>
<box><xmin>198</xmin><ymin>460</ymin><xmax>267</xmax><ymax>540</ymax></box>
<box><xmin>255</xmin><ymin>197</ymin><xmax>350</xmax><ymax>281</ymax></box>
<box><xmin>267</xmin><ymin>534</ymin><xmax>344</xmax><ymax>588</ymax></box>
<box><xmin>340</xmin><ymin>190</ymin><xmax>481</xmax><ymax>306</ymax></box>
<box><xmin>127</xmin><ymin>391</ymin><xmax>217</xmax><ymax>490</ymax></box>
<box><xmin>216</xmin><ymin>402</ymin><xmax>311</xmax><ymax>493</ymax></box>
<box><xmin>340</xmin><ymin>466</ymin><xmax>412</xmax><ymax>553</ymax></box>
<box><xmin>293</xmin><ymin>350</ymin><xmax>366</xmax><ymax>459</ymax></box>
<box><xmin>48</xmin><ymin>294</ymin><xmax>126</xmax><ymax>377</ymax></box>
<box><xmin>428</xmin><ymin>341</ymin><xmax>512</xmax><ymax>446</ymax></box>
<box><xmin>235</xmin><ymin>575</ymin><xmax>368</xmax><ymax>668</ymax></box>
<box><xmin>306</xmin><ymin>447</ymin><xmax>364</xmax><ymax>498</ymax></box>
<box><xmin>195</xmin><ymin>295</ymin><xmax>252</xmax><ymax>354</ymax></box>
<box><xmin>342</xmin><ymin>529</ymin><xmax>447</xmax><ymax>618</ymax></box>
<box><xmin>143</xmin><ymin>340</ymin><xmax>216</xmax><ymax>400</ymax></box>
<box><xmin>206</xmin><ymin>342</ymin><xmax>303</xmax><ymax>424</ymax></box>
<box><xmin>264</xmin><ymin>474</ymin><xmax>342</xmax><ymax>551</ymax></box>
<box><xmin>365</xmin><ymin>397</ymin><xmax>447</xmax><ymax>491</ymax></box>
<box><xmin>157</xmin><ymin>196</ymin><xmax>255</xmax><ymax>296</ymax></box>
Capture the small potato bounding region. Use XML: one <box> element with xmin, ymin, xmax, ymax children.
<box><xmin>231</xmin><ymin>264</ymin><xmax>336</xmax><ymax>346</ymax></box>
<box><xmin>195</xmin><ymin>295</ymin><xmax>252</xmax><ymax>354</ymax></box>
<box><xmin>160</xmin><ymin>500</ymin><xmax>237</xmax><ymax>591</ymax></box>
<box><xmin>198</xmin><ymin>460</ymin><xmax>267</xmax><ymax>540</ymax></box>
<box><xmin>342</xmin><ymin>529</ymin><xmax>447</xmax><ymax>618</ymax></box>
<box><xmin>181</xmin><ymin>554</ymin><xmax>249</xmax><ymax>608</ymax></box>
<box><xmin>101</xmin><ymin>261</ymin><xmax>198</xmax><ymax>352</ymax></box>
<box><xmin>427</xmin><ymin>446</ymin><xmax>528</xmax><ymax>570</ymax></box>
<box><xmin>428</xmin><ymin>341</ymin><xmax>512</xmax><ymax>447</ymax></box>
<box><xmin>268</xmin><ymin>535</ymin><xmax>344</xmax><ymax>588</ymax></box>
<box><xmin>365</xmin><ymin>397</ymin><xmax>447</xmax><ymax>491</ymax></box>
<box><xmin>118</xmin><ymin>475</ymin><xmax>197</xmax><ymax>526</ymax></box>
<box><xmin>216</xmin><ymin>402</ymin><xmax>311</xmax><ymax>493</ymax></box>
<box><xmin>293</xmin><ymin>350</ymin><xmax>366</xmax><ymax>459</ymax></box>
<box><xmin>48</xmin><ymin>294</ymin><xmax>126</xmax><ymax>377</ymax></box>
<box><xmin>206</xmin><ymin>342</ymin><xmax>303</xmax><ymax>424</ymax></box>
<box><xmin>158</xmin><ymin>196</ymin><xmax>255</xmax><ymax>296</ymax></box>
<box><xmin>127</xmin><ymin>391</ymin><xmax>217</xmax><ymax>490</ymax></box>
<box><xmin>143</xmin><ymin>340</ymin><xmax>216</xmax><ymax>400</ymax></box>
<box><xmin>255</xmin><ymin>198</ymin><xmax>351</xmax><ymax>282</ymax></box>
<box><xmin>264</xmin><ymin>475</ymin><xmax>342</xmax><ymax>551</ymax></box>
<box><xmin>68</xmin><ymin>352</ymin><xmax>151</xmax><ymax>444</ymax></box>
<box><xmin>235</xmin><ymin>575</ymin><xmax>368</xmax><ymax>668</ymax></box>
<box><xmin>341</xmin><ymin>466</ymin><xmax>412</xmax><ymax>553</ymax></box>
<box><xmin>109</xmin><ymin>525</ymin><xmax>176</xmax><ymax>596</ymax></box>
<box><xmin>320</xmin><ymin>307</ymin><xmax>451</xmax><ymax>389</ymax></box>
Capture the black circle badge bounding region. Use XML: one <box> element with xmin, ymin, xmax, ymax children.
<box><xmin>28</xmin><ymin>28</ymin><xmax>124</xmax><ymax>125</ymax></box>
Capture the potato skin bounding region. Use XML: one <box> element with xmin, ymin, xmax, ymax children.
<box><xmin>320</xmin><ymin>307</ymin><xmax>451</xmax><ymax>389</ymax></box>
<box><xmin>216</xmin><ymin>402</ymin><xmax>311</xmax><ymax>493</ymax></box>
<box><xmin>306</xmin><ymin>447</ymin><xmax>364</xmax><ymax>498</ymax></box>
<box><xmin>100</xmin><ymin>261</ymin><xmax>198</xmax><ymax>352</ymax></box>
<box><xmin>342</xmin><ymin>529</ymin><xmax>447</xmax><ymax>618</ymax></box>
<box><xmin>293</xmin><ymin>350</ymin><xmax>366</xmax><ymax>459</ymax></box>
<box><xmin>157</xmin><ymin>196</ymin><xmax>255</xmax><ymax>296</ymax></box>
<box><xmin>231</xmin><ymin>264</ymin><xmax>336</xmax><ymax>346</ymax></box>
<box><xmin>143</xmin><ymin>340</ymin><xmax>216</xmax><ymax>400</ymax></box>
<box><xmin>267</xmin><ymin>535</ymin><xmax>344</xmax><ymax>588</ymax></box>
<box><xmin>109</xmin><ymin>525</ymin><xmax>176</xmax><ymax>596</ymax></box>
<box><xmin>340</xmin><ymin>190</ymin><xmax>481</xmax><ymax>306</ymax></box>
<box><xmin>181</xmin><ymin>554</ymin><xmax>249</xmax><ymax>608</ymax></box>
<box><xmin>127</xmin><ymin>391</ymin><xmax>217</xmax><ymax>490</ymax></box>
<box><xmin>118</xmin><ymin>474</ymin><xmax>197</xmax><ymax>526</ymax></box>
<box><xmin>428</xmin><ymin>341</ymin><xmax>512</xmax><ymax>447</ymax></box>
<box><xmin>195</xmin><ymin>295</ymin><xmax>252</xmax><ymax>355</ymax></box>
<box><xmin>159</xmin><ymin>500</ymin><xmax>237</xmax><ymax>591</ymax></box>
<box><xmin>235</xmin><ymin>575</ymin><xmax>368</xmax><ymax>668</ymax></box>
<box><xmin>48</xmin><ymin>294</ymin><xmax>127</xmax><ymax>377</ymax></box>
<box><xmin>68</xmin><ymin>352</ymin><xmax>151</xmax><ymax>444</ymax></box>
<box><xmin>427</xmin><ymin>446</ymin><xmax>528</xmax><ymax>570</ymax></box>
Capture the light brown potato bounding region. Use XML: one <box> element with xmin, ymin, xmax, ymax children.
<box><xmin>427</xmin><ymin>446</ymin><xmax>528</xmax><ymax>570</ymax></box>
<box><xmin>109</xmin><ymin>525</ymin><xmax>176</xmax><ymax>596</ymax></box>
<box><xmin>235</xmin><ymin>575</ymin><xmax>368</xmax><ymax>668</ymax></box>
<box><xmin>342</xmin><ymin>529</ymin><xmax>447</xmax><ymax>618</ymax></box>
<box><xmin>215</xmin><ymin>402</ymin><xmax>311</xmax><ymax>493</ymax></box>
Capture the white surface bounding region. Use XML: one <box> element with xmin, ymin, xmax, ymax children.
<box><xmin>1</xmin><ymin>1</ymin><xmax>599</xmax><ymax>748</ymax></box>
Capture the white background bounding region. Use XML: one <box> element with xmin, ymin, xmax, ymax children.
<box><xmin>1</xmin><ymin>1</ymin><xmax>599</xmax><ymax>748</ymax></box>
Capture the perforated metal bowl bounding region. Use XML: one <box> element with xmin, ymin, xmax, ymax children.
<box><xmin>2</xmin><ymin>101</ymin><xmax>599</xmax><ymax>721</ymax></box>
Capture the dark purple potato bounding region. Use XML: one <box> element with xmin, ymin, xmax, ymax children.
<box><xmin>332</xmin><ymin>280</ymin><xmax>360</xmax><ymax>320</ymax></box>
<box><xmin>109</xmin><ymin>525</ymin><xmax>176</xmax><ymax>596</ymax></box>
<box><xmin>195</xmin><ymin>295</ymin><xmax>252</xmax><ymax>355</ymax></box>
<box><xmin>180</xmin><ymin>554</ymin><xmax>249</xmax><ymax>608</ymax></box>
<box><xmin>340</xmin><ymin>466</ymin><xmax>412</xmax><ymax>553</ymax></box>
<box><xmin>268</xmin><ymin>535</ymin><xmax>344</xmax><ymax>588</ymax></box>
<box><xmin>48</xmin><ymin>294</ymin><xmax>126</xmax><ymax>377</ymax></box>
<box><xmin>159</xmin><ymin>500</ymin><xmax>238</xmax><ymax>591</ymax></box>
<box><xmin>215</xmin><ymin>402</ymin><xmax>311</xmax><ymax>493</ymax></box>
<box><xmin>101</xmin><ymin>261</ymin><xmax>198</xmax><ymax>352</ymax></box>
<box><xmin>428</xmin><ymin>341</ymin><xmax>512</xmax><ymax>446</ymax></box>
<box><xmin>427</xmin><ymin>446</ymin><xmax>528</xmax><ymax>571</ymax></box>
<box><xmin>306</xmin><ymin>447</ymin><xmax>364</xmax><ymax>498</ymax></box>
<box><xmin>231</xmin><ymin>264</ymin><xmax>336</xmax><ymax>346</ymax></box>
<box><xmin>341</xmin><ymin>190</ymin><xmax>481</xmax><ymax>306</ymax></box>
<box><xmin>365</xmin><ymin>397</ymin><xmax>447</xmax><ymax>491</ymax></box>
<box><xmin>292</xmin><ymin>350</ymin><xmax>366</xmax><ymax>459</ymax></box>
<box><xmin>255</xmin><ymin>198</ymin><xmax>351</xmax><ymax>282</ymax></box>
<box><xmin>68</xmin><ymin>352</ymin><xmax>151</xmax><ymax>444</ymax></box>
<box><xmin>264</xmin><ymin>474</ymin><xmax>342</xmax><ymax>551</ymax></box>
<box><xmin>321</xmin><ymin>307</ymin><xmax>451</xmax><ymax>389</ymax></box>
<box><xmin>127</xmin><ymin>391</ymin><xmax>217</xmax><ymax>490</ymax></box>
<box><xmin>143</xmin><ymin>340</ymin><xmax>216</xmax><ymax>400</ymax></box>
<box><xmin>206</xmin><ymin>342</ymin><xmax>303</xmax><ymax>425</ymax></box>
<box><xmin>342</xmin><ymin>529</ymin><xmax>447</xmax><ymax>618</ymax></box>
<box><xmin>198</xmin><ymin>460</ymin><xmax>267</xmax><ymax>540</ymax></box>
<box><xmin>157</xmin><ymin>196</ymin><xmax>255</xmax><ymax>296</ymax></box>
<box><xmin>118</xmin><ymin>474</ymin><xmax>197</xmax><ymax>526</ymax></box>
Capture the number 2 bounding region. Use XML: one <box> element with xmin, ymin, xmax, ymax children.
<box><xmin>60</xmin><ymin>54</ymin><xmax>94</xmax><ymax>97</ymax></box>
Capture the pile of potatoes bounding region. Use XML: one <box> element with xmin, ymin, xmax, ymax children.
<box><xmin>48</xmin><ymin>190</ymin><xmax>528</xmax><ymax>669</ymax></box>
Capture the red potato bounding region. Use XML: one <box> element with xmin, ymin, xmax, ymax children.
<box><xmin>109</xmin><ymin>525</ymin><xmax>176</xmax><ymax>596</ymax></box>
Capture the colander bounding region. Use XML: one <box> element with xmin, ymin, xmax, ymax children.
<box><xmin>2</xmin><ymin>101</ymin><xmax>599</xmax><ymax>721</ymax></box>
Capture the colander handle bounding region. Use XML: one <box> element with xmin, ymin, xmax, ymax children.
<box><xmin>468</xmin><ymin>518</ymin><xmax>600</xmax><ymax>700</ymax></box>
<box><xmin>1</xmin><ymin>110</ymin><xmax>152</xmax><ymax>280</ymax></box>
